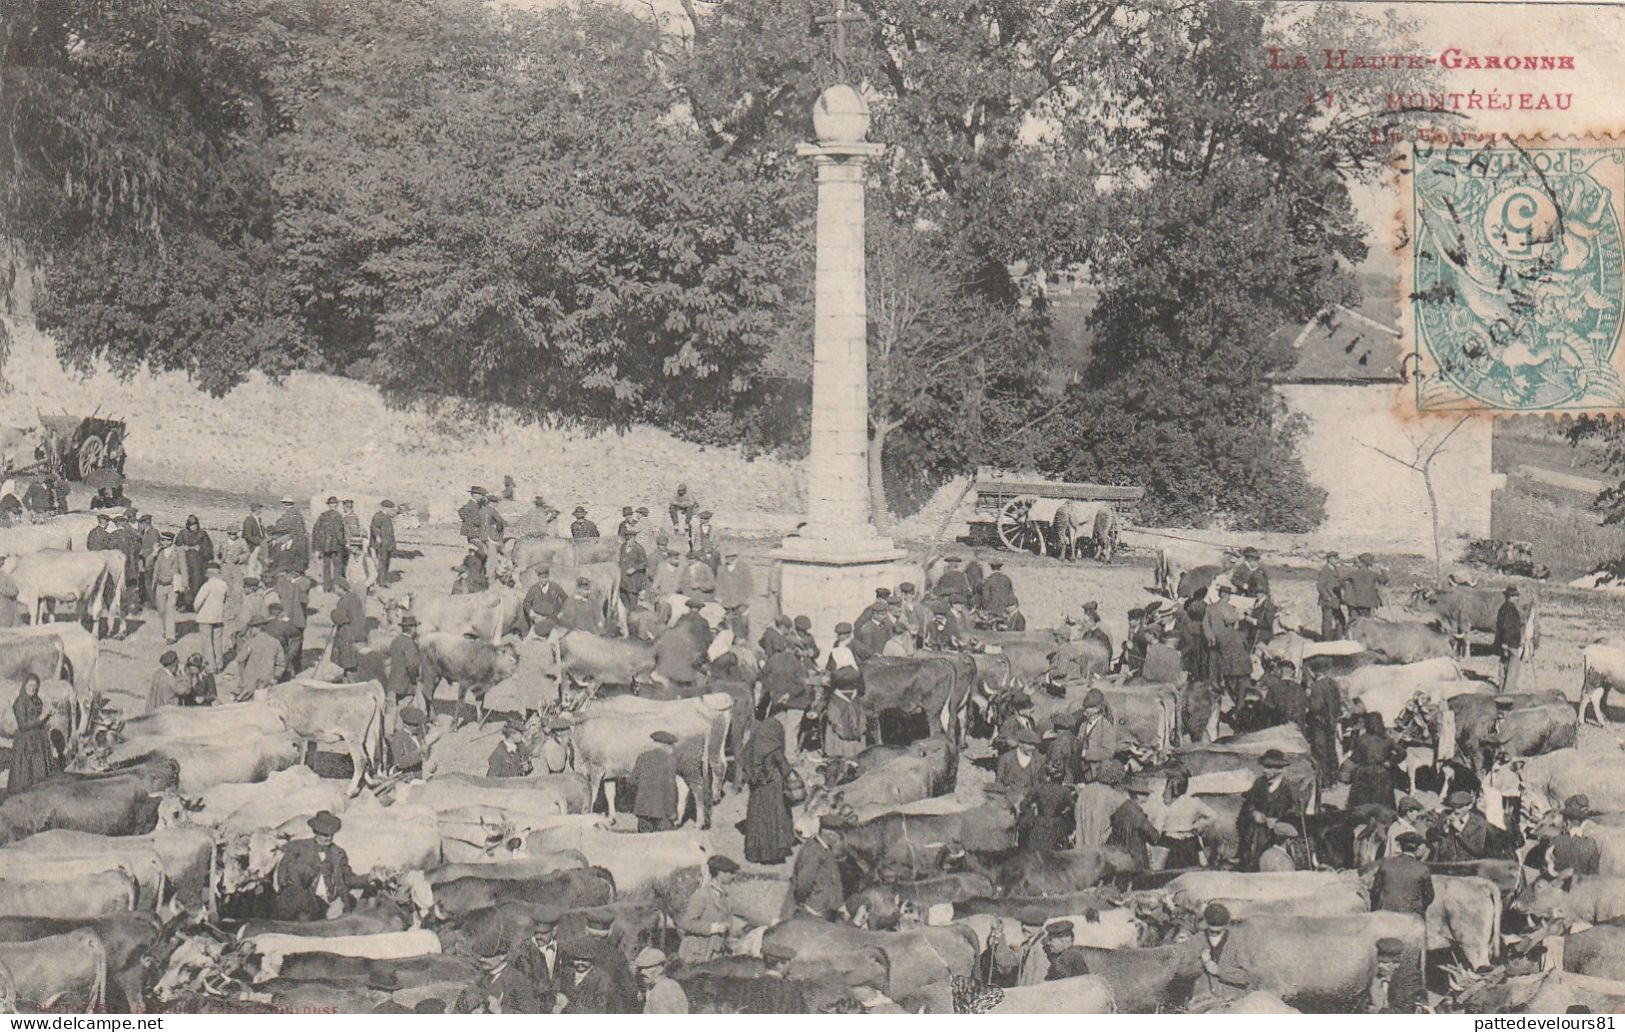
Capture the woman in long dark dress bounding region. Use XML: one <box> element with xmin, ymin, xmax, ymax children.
<box><xmin>8</xmin><ymin>675</ymin><xmax>57</xmax><ymax>795</ymax></box>
<box><xmin>742</xmin><ymin>718</ymin><xmax>796</xmax><ymax>865</ymax></box>
<box><xmin>174</xmin><ymin>515</ymin><xmax>214</xmax><ymax>609</ymax></box>
<box><xmin>1349</xmin><ymin>711</ymin><xmax>1399</xmax><ymax>811</ymax></box>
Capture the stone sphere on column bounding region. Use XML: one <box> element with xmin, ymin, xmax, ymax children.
<box><xmin>812</xmin><ymin>84</ymin><xmax>870</xmax><ymax>145</ymax></box>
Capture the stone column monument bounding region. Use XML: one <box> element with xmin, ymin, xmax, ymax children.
<box><xmin>772</xmin><ymin>62</ymin><xmax>909</xmax><ymax>650</ymax></box>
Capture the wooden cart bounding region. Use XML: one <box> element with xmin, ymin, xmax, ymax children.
<box><xmin>968</xmin><ymin>470</ymin><xmax>1144</xmax><ymax>556</ymax></box>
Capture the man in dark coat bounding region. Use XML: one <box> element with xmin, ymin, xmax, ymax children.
<box><xmin>1494</xmin><ymin>586</ymin><xmax>1524</xmax><ymax>692</ymax></box>
<box><xmin>1230</xmin><ymin>547</ymin><xmax>1275</xmax><ymax>644</ymax></box>
<box><xmin>242</xmin><ymin>502</ymin><xmax>267</xmax><ymax>552</ymax></box>
<box><xmin>558</xmin><ymin>941</ymin><xmax>624</xmax><ymax>1014</ymax></box>
<box><xmin>1341</xmin><ymin>553</ymin><xmax>1387</xmax><ymax>619</ymax></box>
<box><xmin>1316</xmin><ymin>551</ymin><xmax>1345</xmax><ymax>640</ymax></box>
<box><xmin>1368</xmin><ymin>936</ymin><xmax>1425</xmax><ymax>1013</ymax></box>
<box><xmin>979</xmin><ymin>560</ymin><xmax>1016</xmax><ymax>614</ymax></box>
<box><xmin>570</xmin><ymin>506</ymin><xmax>599</xmax><ymax>540</ymax></box>
<box><xmin>1371</xmin><ymin>832</ymin><xmax>1434</xmax><ymax>915</ymax></box>
<box><xmin>652</xmin><ymin>623</ymin><xmax>702</xmax><ymax>688</ymax></box>
<box><xmin>488</xmin><ymin>719</ymin><xmax>534</xmax><ymax>778</ymax></box>
<box><xmin>1017</xmin><ymin>764</ymin><xmax>1075</xmax><ymax>853</ymax></box>
<box><xmin>136</xmin><ymin>514</ymin><xmax>161</xmax><ymax>609</ymax></box>
<box><xmin>329</xmin><ymin>578</ymin><xmax>365</xmax><ymax>672</ymax></box>
<box><xmin>851</xmin><ymin>608</ymin><xmax>890</xmax><ymax>661</ymax></box>
<box><xmin>385</xmin><ymin>615</ymin><xmax>422</xmax><ymax>706</ymax></box>
<box><xmin>524</xmin><ymin>567</ymin><xmax>569</xmax><ymax>638</ymax></box>
<box><xmin>790</xmin><ymin>819</ymin><xmax>848</xmax><ymax>919</ymax></box>
<box><xmin>311</xmin><ymin>496</ymin><xmax>348</xmax><ymax>593</ymax></box>
<box><xmin>274</xmin><ymin>497</ymin><xmax>309</xmax><ymax>572</ymax></box>
<box><xmin>86</xmin><ymin>513</ymin><xmax>113</xmax><ymax>551</ymax></box>
<box><xmin>997</xmin><ymin>729</ymin><xmax>1046</xmax><ymax>794</ymax></box>
<box><xmin>369</xmin><ymin>501</ymin><xmax>397</xmax><ymax>586</ymax></box>
<box><xmin>618</xmin><ymin>526</ymin><xmax>648</xmax><ymax>614</ymax></box>
<box><xmin>1432</xmin><ymin>790</ymin><xmax>1490</xmax><ymax>861</ymax></box>
<box><xmin>1238</xmin><ymin>750</ymin><xmax>1302</xmax><ymax>870</ymax></box>
<box><xmin>933</xmin><ymin>557</ymin><xmax>972</xmax><ymax>608</ymax></box>
<box><xmin>1305</xmin><ymin>673</ymin><xmax>1342</xmax><ymax>780</ymax></box>
<box><xmin>498</xmin><ymin>917</ymin><xmax>563</xmax><ymax>1013</ymax></box>
<box><xmin>853</xmin><ymin>588</ymin><xmax>892</xmax><ymax>633</ymax></box>
<box><xmin>561</xmin><ymin>577</ymin><xmax>605</xmax><ymax>635</ymax></box>
<box><xmin>631</xmin><ymin>731</ymin><xmax>680</xmax><ymax>831</ymax></box>
<box><xmin>272</xmin><ymin>810</ymin><xmax>359</xmax><ymax>920</ymax></box>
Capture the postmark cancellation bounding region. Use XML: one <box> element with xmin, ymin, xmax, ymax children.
<box><xmin>1400</xmin><ymin>135</ymin><xmax>1625</xmax><ymax>413</ymax></box>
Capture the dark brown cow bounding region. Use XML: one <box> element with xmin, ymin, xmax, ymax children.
<box><xmin>860</xmin><ymin>654</ymin><xmax>978</xmax><ymax>741</ymax></box>
<box><xmin>1451</xmin><ymin>691</ymin><xmax>1576</xmax><ymax>770</ymax></box>
<box><xmin>0</xmin><ymin>755</ymin><xmax>178</xmax><ymax>845</ymax></box>
<box><xmin>424</xmin><ymin>866</ymin><xmax>615</xmax><ymax>917</ymax></box>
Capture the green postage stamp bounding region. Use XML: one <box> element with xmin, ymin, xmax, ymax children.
<box><xmin>1405</xmin><ymin>137</ymin><xmax>1625</xmax><ymax>412</ymax></box>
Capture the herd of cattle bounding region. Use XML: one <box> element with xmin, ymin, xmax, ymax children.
<box><xmin>4</xmin><ymin>504</ymin><xmax>1625</xmax><ymax>1014</ymax></box>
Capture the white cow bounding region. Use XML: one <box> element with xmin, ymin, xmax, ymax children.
<box><xmin>3</xmin><ymin>548</ymin><xmax>123</xmax><ymax>636</ymax></box>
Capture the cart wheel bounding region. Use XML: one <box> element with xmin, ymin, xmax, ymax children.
<box><xmin>997</xmin><ymin>497</ymin><xmax>1046</xmax><ymax>556</ymax></box>
<box><xmin>77</xmin><ymin>435</ymin><xmax>104</xmax><ymax>472</ymax></box>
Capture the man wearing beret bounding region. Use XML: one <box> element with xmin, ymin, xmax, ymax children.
<box><xmin>632</xmin><ymin>731</ymin><xmax>680</xmax><ymax>832</ymax></box>
<box><xmin>147</xmin><ymin>650</ymin><xmax>186</xmax><ymax>711</ymax></box>
<box><xmin>273</xmin><ymin>810</ymin><xmax>359</xmax><ymax>920</ymax></box>
<box><xmin>678</xmin><ymin>855</ymin><xmax>739</xmax><ymax>964</ymax></box>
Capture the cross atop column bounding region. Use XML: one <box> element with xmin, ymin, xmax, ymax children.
<box><xmin>814</xmin><ymin>0</ymin><xmax>868</xmax><ymax>85</ymax></box>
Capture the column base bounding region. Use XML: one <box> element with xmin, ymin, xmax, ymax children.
<box><xmin>773</xmin><ymin>533</ymin><xmax>912</xmax><ymax>657</ymax></box>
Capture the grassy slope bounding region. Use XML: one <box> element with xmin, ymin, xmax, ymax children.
<box><xmin>1491</xmin><ymin>418</ymin><xmax>1625</xmax><ymax>580</ymax></box>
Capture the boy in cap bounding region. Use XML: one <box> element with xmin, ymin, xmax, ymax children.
<box><xmin>631</xmin><ymin>731</ymin><xmax>681</xmax><ymax>832</ymax></box>
<box><xmin>677</xmin><ymin>855</ymin><xmax>739</xmax><ymax>964</ymax></box>
<box><xmin>534</xmin><ymin>714</ymin><xmax>574</xmax><ymax>775</ymax></box>
<box><xmin>1077</xmin><ymin>687</ymin><xmax>1118</xmax><ymax>782</ymax></box>
<box><xmin>487</xmin><ymin>718</ymin><xmax>534</xmax><ymax>778</ymax></box>
<box><xmin>273</xmin><ymin>810</ymin><xmax>358</xmax><ymax>920</ymax></box>
<box><xmin>1368</xmin><ymin>937</ymin><xmax>1423</xmax><ymax>1013</ymax></box>
<box><xmin>635</xmin><ymin>947</ymin><xmax>687</xmax><ymax>1014</ymax></box>
<box><xmin>388</xmin><ymin>705</ymin><xmax>435</xmax><ymax>779</ymax></box>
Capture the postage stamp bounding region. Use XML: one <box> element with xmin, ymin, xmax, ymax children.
<box><xmin>1402</xmin><ymin>136</ymin><xmax>1625</xmax><ymax>412</ymax></box>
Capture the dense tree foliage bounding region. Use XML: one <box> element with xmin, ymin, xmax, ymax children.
<box><xmin>4</xmin><ymin>0</ymin><xmax>1431</xmax><ymax>528</ymax></box>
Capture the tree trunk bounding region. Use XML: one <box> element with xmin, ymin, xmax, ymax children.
<box><xmin>868</xmin><ymin>421</ymin><xmax>894</xmax><ymax>532</ymax></box>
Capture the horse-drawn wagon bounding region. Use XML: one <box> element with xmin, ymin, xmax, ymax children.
<box><xmin>32</xmin><ymin>413</ymin><xmax>127</xmax><ymax>482</ymax></box>
<box><xmin>967</xmin><ymin>470</ymin><xmax>1143</xmax><ymax>558</ymax></box>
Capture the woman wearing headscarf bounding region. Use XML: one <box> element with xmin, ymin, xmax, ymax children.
<box><xmin>174</xmin><ymin>515</ymin><xmax>214</xmax><ymax>609</ymax></box>
<box><xmin>1349</xmin><ymin>711</ymin><xmax>1400</xmax><ymax>812</ymax></box>
<box><xmin>8</xmin><ymin>674</ymin><xmax>57</xmax><ymax>795</ymax></box>
<box><xmin>741</xmin><ymin>719</ymin><xmax>796</xmax><ymax>865</ymax></box>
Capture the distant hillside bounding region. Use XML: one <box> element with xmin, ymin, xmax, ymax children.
<box><xmin>0</xmin><ymin>316</ymin><xmax>807</xmax><ymax>534</ymax></box>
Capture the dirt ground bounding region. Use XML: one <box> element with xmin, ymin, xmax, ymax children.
<box><xmin>72</xmin><ymin>474</ymin><xmax>1625</xmax><ymax>880</ymax></box>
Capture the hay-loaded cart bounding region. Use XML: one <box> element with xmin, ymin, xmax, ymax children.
<box><xmin>968</xmin><ymin>472</ymin><xmax>1144</xmax><ymax>556</ymax></box>
<box><xmin>34</xmin><ymin>413</ymin><xmax>128</xmax><ymax>481</ymax></box>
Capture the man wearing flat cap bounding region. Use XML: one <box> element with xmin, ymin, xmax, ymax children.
<box><xmin>631</xmin><ymin>731</ymin><xmax>680</xmax><ymax>832</ymax></box>
<box><xmin>1041</xmin><ymin>921</ymin><xmax>1091</xmax><ymax>981</ymax></box>
<box><xmin>272</xmin><ymin>810</ymin><xmax>359</xmax><ymax>920</ymax></box>
<box><xmin>692</xmin><ymin>510</ymin><xmax>718</xmax><ymax>568</ymax></box>
<box><xmin>311</xmin><ymin>495</ymin><xmax>348</xmax><ymax>594</ymax></box>
<box><xmin>487</xmin><ymin>718</ymin><xmax>534</xmax><ymax>778</ymax></box>
<box><xmin>635</xmin><ymin>947</ymin><xmax>687</xmax><ymax>1014</ymax></box>
<box><xmin>1341</xmin><ymin>552</ymin><xmax>1387</xmax><ymax>619</ymax></box>
<box><xmin>1372</xmin><ymin>831</ymin><xmax>1434</xmax><ymax>915</ymax></box>
<box><xmin>522</xmin><ymin>564</ymin><xmax>568</xmax><ymax>639</ymax></box>
<box><xmin>561</xmin><ymin>575</ymin><xmax>606</xmax><ymax>635</ymax></box>
<box><xmin>1432</xmin><ymin>789</ymin><xmax>1490</xmax><ymax>862</ymax></box>
<box><xmin>677</xmin><ymin>855</ymin><xmax>739</xmax><ymax>964</ymax></box>
<box><xmin>1494</xmin><ymin>585</ymin><xmax>1525</xmax><ymax>692</ymax></box>
<box><xmin>932</xmin><ymin>555</ymin><xmax>972</xmax><ymax>608</ymax></box>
